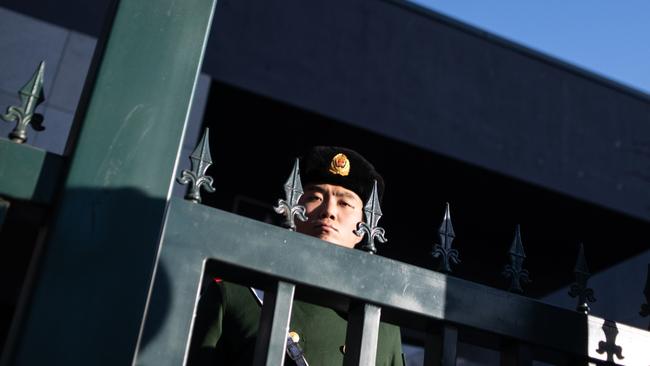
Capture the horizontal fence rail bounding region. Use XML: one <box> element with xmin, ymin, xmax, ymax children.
<box><xmin>134</xmin><ymin>197</ymin><xmax>650</xmax><ymax>365</ymax></box>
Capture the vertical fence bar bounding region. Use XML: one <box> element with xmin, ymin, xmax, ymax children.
<box><xmin>501</xmin><ymin>341</ymin><xmax>532</xmax><ymax>366</ymax></box>
<box><xmin>343</xmin><ymin>302</ymin><xmax>381</xmax><ymax>366</ymax></box>
<box><xmin>423</xmin><ymin>332</ymin><xmax>442</xmax><ymax>366</ymax></box>
<box><xmin>424</xmin><ymin>325</ymin><xmax>458</xmax><ymax>366</ymax></box>
<box><xmin>440</xmin><ymin>325</ymin><xmax>458</xmax><ymax>366</ymax></box>
<box><xmin>253</xmin><ymin>281</ymin><xmax>296</xmax><ymax>366</ymax></box>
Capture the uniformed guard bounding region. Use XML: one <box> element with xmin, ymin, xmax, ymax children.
<box><xmin>189</xmin><ymin>146</ymin><xmax>404</xmax><ymax>366</ymax></box>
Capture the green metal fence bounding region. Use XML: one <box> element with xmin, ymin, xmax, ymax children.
<box><xmin>133</xmin><ymin>197</ymin><xmax>650</xmax><ymax>365</ymax></box>
<box><xmin>1</xmin><ymin>0</ymin><xmax>649</xmax><ymax>365</ymax></box>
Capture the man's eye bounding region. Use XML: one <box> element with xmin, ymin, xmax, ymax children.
<box><xmin>340</xmin><ymin>201</ymin><xmax>353</xmax><ymax>208</ymax></box>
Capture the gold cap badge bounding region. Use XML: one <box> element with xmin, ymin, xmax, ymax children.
<box><xmin>328</xmin><ymin>153</ymin><xmax>350</xmax><ymax>176</ymax></box>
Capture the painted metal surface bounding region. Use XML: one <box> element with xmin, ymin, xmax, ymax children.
<box><xmin>439</xmin><ymin>325</ymin><xmax>458</xmax><ymax>366</ymax></box>
<box><xmin>422</xmin><ymin>324</ymin><xmax>458</xmax><ymax>366</ymax></box>
<box><xmin>423</xmin><ymin>332</ymin><xmax>441</xmax><ymax>366</ymax></box>
<box><xmin>9</xmin><ymin>0</ymin><xmax>217</xmax><ymax>364</ymax></box>
<box><xmin>1</xmin><ymin>61</ymin><xmax>45</xmax><ymax>143</ymax></box>
<box><xmin>177</xmin><ymin>127</ymin><xmax>216</xmax><ymax>203</ymax></box>
<box><xmin>136</xmin><ymin>198</ymin><xmax>650</xmax><ymax>364</ymax></box>
<box><xmin>569</xmin><ymin>243</ymin><xmax>596</xmax><ymax>314</ymax></box>
<box><xmin>354</xmin><ymin>180</ymin><xmax>387</xmax><ymax>254</ymax></box>
<box><xmin>253</xmin><ymin>281</ymin><xmax>295</xmax><ymax>366</ymax></box>
<box><xmin>273</xmin><ymin>158</ymin><xmax>307</xmax><ymax>231</ymax></box>
<box><xmin>432</xmin><ymin>203</ymin><xmax>459</xmax><ymax>273</ymax></box>
<box><xmin>343</xmin><ymin>302</ymin><xmax>381</xmax><ymax>366</ymax></box>
<box><xmin>502</xmin><ymin>225</ymin><xmax>531</xmax><ymax>293</ymax></box>
<box><xmin>0</xmin><ymin>137</ymin><xmax>63</xmax><ymax>204</ymax></box>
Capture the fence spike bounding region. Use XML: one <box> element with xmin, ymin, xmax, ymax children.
<box><xmin>640</xmin><ymin>264</ymin><xmax>650</xmax><ymax>330</ymax></box>
<box><xmin>2</xmin><ymin>61</ymin><xmax>46</xmax><ymax>143</ymax></box>
<box><xmin>273</xmin><ymin>158</ymin><xmax>307</xmax><ymax>231</ymax></box>
<box><xmin>502</xmin><ymin>224</ymin><xmax>531</xmax><ymax>293</ymax></box>
<box><xmin>176</xmin><ymin>128</ymin><xmax>216</xmax><ymax>203</ymax></box>
<box><xmin>568</xmin><ymin>243</ymin><xmax>596</xmax><ymax>314</ymax></box>
<box><xmin>431</xmin><ymin>203</ymin><xmax>460</xmax><ymax>273</ymax></box>
<box><xmin>354</xmin><ymin>180</ymin><xmax>387</xmax><ymax>254</ymax></box>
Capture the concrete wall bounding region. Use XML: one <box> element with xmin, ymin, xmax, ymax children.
<box><xmin>0</xmin><ymin>7</ymin><xmax>95</xmax><ymax>154</ymax></box>
<box><xmin>204</xmin><ymin>0</ymin><xmax>650</xmax><ymax>224</ymax></box>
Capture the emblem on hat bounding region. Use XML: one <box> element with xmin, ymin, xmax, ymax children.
<box><xmin>328</xmin><ymin>153</ymin><xmax>350</xmax><ymax>176</ymax></box>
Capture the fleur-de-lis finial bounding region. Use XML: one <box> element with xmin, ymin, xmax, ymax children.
<box><xmin>568</xmin><ymin>243</ymin><xmax>596</xmax><ymax>314</ymax></box>
<box><xmin>177</xmin><ymin>128</ymin><xmax>215</xmax><ymax>203</ymax></box>
<box><xmin>640</xmin><ymin>264</ymin><xmax>650</xmax><ymax>330</ymax></box>
<box><xmin>502</xmin><ymin>225</ymin><xmax>531</xmax><ymax>293</ymax></box>
<box><xmin>2</xmin><ymin>61</ymin><xmax>46</xmax><ymax>143</ymax></box>
<box><xmin>431</xmin><ymin>203</ymin><xmax>460</xmax><ymax>273</ymax></box>
<box><xmin>273</xmin><ymin>158</ymin><xmax>307</xmax><ymax>231</ymax></box>
<box><xmin>353</xmin><ymin>180</ymin><xmax>387</xmax><ymax>254</ymax></box>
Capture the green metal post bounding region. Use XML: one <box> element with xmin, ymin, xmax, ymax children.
<box><xmin>7</xmin><ymin>0</ymin><xmax>216</xmax><ymax>364</ymax></box>
<box><xmin>423</xmin><ymin>332</ymin><xmax>442</xmax><ymax>366</ymax></box>
<box><xmin>253</xmin><ymin>281</ymin><xmax>296</xmax><ymax>366</ymax></box>
<box><xmin>423</xmin><ymin>325</ymin><xmax>458</xmax><ymax>366</ymax></box>
<box><xmin>343</xmin><ymin>302</ymin><xmax>381</xmax><ymax>366</ymax></box>
<box><xmin>440</xmin><ymin>325</ymin><xmax>458</xmax><ymax>366</ymax></box>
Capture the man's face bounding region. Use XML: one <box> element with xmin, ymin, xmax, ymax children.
<box><xmin>295</xmin><ymin>183</ymin><xmax>364</xmax><ymax>248</ymax></box>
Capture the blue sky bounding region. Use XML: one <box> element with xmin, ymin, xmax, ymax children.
<box><xmin>411</xmin><ymin>0</ymin><xmax>650</xmax><ymax>96</ymax></box>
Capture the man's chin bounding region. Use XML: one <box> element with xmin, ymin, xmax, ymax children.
<box><xmin>316</xmin><ymin>233</ymin><xmax>336</xmax><ymax>243</ymax></box>
<box><xmin>314</xmin><ymin>233</ymin><xmax>345</xmax><ymax>246</ymax></box>
<box><xmin>320</xmin><ymin>236</ymin><xmax>358</xmax><ymax>249</ymax></box>
<box><xmin>307</xmin><ymin>231</ymin><xmax>352</xmax><ymax>248</ymax></box>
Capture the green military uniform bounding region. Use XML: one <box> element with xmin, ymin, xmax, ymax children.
<box><xmin>190</xmin><ymin>280</ymin><xmax>404</xmax><ymax>365</ymax></box>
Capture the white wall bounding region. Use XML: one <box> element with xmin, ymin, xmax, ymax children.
<box><xmin>542</xmin><ymin>249</ymin><xmax>650</xmax><ymax>331</ymax></box>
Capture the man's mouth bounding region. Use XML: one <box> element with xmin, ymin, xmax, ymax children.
<box><xmin>315</xmin><ymin>222</ymin><xmax>337</xmax><ymax>232</ymax></box>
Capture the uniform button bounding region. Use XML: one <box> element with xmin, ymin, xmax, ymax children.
<box><xmin>340</xmin><ymin>345</ymin><xmax>346</xmax><ymax>354</ymax></box>
<box><xmin>288</xmin><ymin>331</ymin><xmax>300</xmax><ymax>343</ymax></box>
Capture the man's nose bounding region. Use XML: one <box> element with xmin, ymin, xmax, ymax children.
<box><xmin>319</xmin><ymin>197</ymin><xmax>336</xmax><ymax>219</ymax></box>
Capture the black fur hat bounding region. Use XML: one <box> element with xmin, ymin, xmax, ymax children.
<box><xmin>300</xmin><ymin>146</ymin><xmax>384</xmax><ymax>204</ymax></box>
